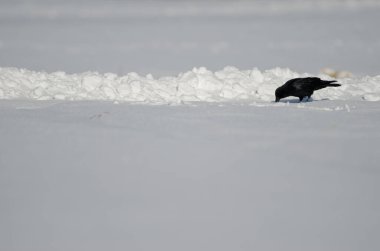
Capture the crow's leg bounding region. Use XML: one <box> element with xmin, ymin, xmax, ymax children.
<box><xmin>299</xmin><ymin>97</ymin><xmax>303</xmax><ymax>102</ymax></box>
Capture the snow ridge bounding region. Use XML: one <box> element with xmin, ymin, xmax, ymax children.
<box><xmin>0</xmin><ymin>67</ymin><xmax>379</xmax><ymax>104</ymax></box>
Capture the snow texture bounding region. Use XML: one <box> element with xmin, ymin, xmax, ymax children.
<box><xmin>1</xmin><ymin>67</ymin><xmax>380</xmax><ymax>104</ymax></box>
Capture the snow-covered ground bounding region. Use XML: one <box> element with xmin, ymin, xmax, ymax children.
<box><xmin>1</xmin><ymin>0</ymin><xmax>380</xmax><ymax>76</ymax></box>
<box><xmin>1</xmin><ymin>100</ymin><xmax>380</xmax><ymax>250</ymax></box>
<box><xmin>1</xmin><ymin>0</ymin><xmax>380</xmax><ymax>250</ymax></box>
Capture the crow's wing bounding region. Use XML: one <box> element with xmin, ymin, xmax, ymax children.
<box><xmin>292</xmin><ymin>78</ymin><xmax>317</xmax><ymax>91</ymax></box>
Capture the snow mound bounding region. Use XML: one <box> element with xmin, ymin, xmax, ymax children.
<box><xmin>0</xmin><ymin>67</ymin><xmax>379</xmax><ymax>104</ymax></box>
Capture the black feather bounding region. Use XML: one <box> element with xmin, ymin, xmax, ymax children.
<box><xmin>275</xmin><ymin>77</ymin><xmax>341</xmax><ymax>102</ymax></box>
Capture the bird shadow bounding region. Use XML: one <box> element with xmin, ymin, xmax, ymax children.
<box><xmin>271</xmin><ymin>98</ymin><xmax>330</xmax><ymax>104</ymax></box>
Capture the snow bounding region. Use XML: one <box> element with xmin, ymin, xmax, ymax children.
<box><xmin>1</xmin><ymin>67</ymin><xmax>380</xmax><ymax>103</ymax></box>
<box><xmin>1</xmin><ymin>100</ymin><xmax>380</xmax><ymax>251</ymax></box>
<box><xmin>1</xmin><ymin>0</ymin><xmax>380</xmax><ymax>250</ymax></box>
<box><xmin>1</xmin><ymin>0</ymin><xmax>380</xmax><ymax>76</ymax></box>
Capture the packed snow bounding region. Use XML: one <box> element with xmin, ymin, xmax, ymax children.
<box><xmin>1</xmin><ymin>67</ymin><xmax>380</xmax><ymax>103</ymax></box>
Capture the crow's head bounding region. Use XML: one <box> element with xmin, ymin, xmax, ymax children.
<box><xmin>275</xmin><ymin>87</ymin><xmax>284</xmax><ymax>102</ymax></box>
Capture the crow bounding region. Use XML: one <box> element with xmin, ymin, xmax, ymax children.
<box><xmin>275</xmin><ymin>77</ymin><xmax>341</xmax><ymax>102</ymax></box>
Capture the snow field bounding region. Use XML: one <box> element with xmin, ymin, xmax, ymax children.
<box><xmin>1</xmin><ymin>67</ymin><xmax>380</xmax><ymax>104</ymax></box>
<box><xmin>2</xmin><ymin>0</ymin><xmax>380</xmax><ymax>19</ymax></box>
<box><xmin>1</xmin><ymin>100</ymin><xmax>379</xmax><ymax>251</ymax></box>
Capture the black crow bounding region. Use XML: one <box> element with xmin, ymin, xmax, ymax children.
<box><xmin>275</xmin><ymin>77</ymin><xmax>341</xmax><ymax>102</ymax></box>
